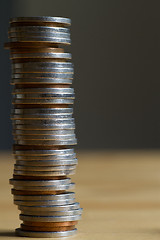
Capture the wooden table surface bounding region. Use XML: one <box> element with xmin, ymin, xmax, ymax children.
<box><xmin>1</xmin><ymin>151</ymin><xmax>160</xmax><ymax>239</ymax></box>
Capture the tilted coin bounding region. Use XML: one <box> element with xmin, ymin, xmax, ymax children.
<box><xmin>14</xmin><ymin>192</ymin><xmax>75</xmax><ymax>201</ymax></box>
<box><xmin>20</xmin><ymin>214</ymin><xmax>81</xmax><ymax>222</ymax></box>
<box><xmin>16</xmin><ymin>228</ymin><xmax>77</xmax><ymax>238</ymax></box>
<box><xmin>14</xmin><ymin>169</ymin><xmax>76</xmax><ymax>176</ymax></box>
<box><xmin>10</xmin><ymin>17</ymin><xmax>71</xmax><ymax>25</ymax></box>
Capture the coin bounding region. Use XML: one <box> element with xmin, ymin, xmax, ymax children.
<box><xmin>14</xmin><ymin>170</ymin><xmax>76</xmax><ymax>176</ymax></box>
<box><xmin>13</xmin><ymin>148</ymin><xmax>74</xmax><ymax>155</ymax></box>
<box><xmin>14</xmin><ymin>134</ymin><xmax>76</xmax><ymax>140</ymax></box>
<box><xmin>16</xmin><ymin>228</ymin><xmax>77</xmax><ymax>238</ymax></box>
<box><xmin>21</xmin><ymin>224</ymin><xmax>75</xmax><ymax>232</ymax></box>
<box><xmin>20</xmin><ymin>214</ymin><xmax>81</xmax><ymax>222</ymax></box>
<box><xmin>9</xmin><ymin>26</ymin><xmax>70</xmax><ymax>33</ymax></box>
<box><xmin>12</xmin><ymin>73</ymin><xmax>73</xmax><ymax>79</ymax></box>
<box><xmin>11</xmin><ymin>78</ymin><xmax>72</xmax><ymax>84</ymax></box>
<box><xmin>10</xmin><ymin>17</ymin><xmax>71</xmax><ymax>25</ymax></box>
<box><xmin>14</xmin><ymin>165</ymin><xmax>76</xmax><ymax>171</ymax></box>
<box><xmin>15</xmin><ymin>159</ymin><xmax>78</xmax><ymax>166</ymax></box>
<box><xmin>14</xmin><ymin>198</ymin><xmax>76</xmax><ymax>206</ymax></box>
<box><xmin>9</xmin><ymin>31</ymin><xmax>70</xmax><ymax>39</ymax></box>
<box><xmin>10</xmin><ymin>178</ymin><xmax>71</xmax><ymax>186</ymax></box>
<box><xmin>12</xmin><ymin>88</ymin><xmax>74</xmax><ymax>94</ymax></box>
<box><xmin>14</xmin><ymin>192</ymin><xmax>75</xmax><ymax>201</ymax></box>
<box><xmin>12</xmin><ymin>62</ymin><xmax>73</xmax><ymax>68</ymax></box>
<box><xmin>21</xmin><ymin>208</ymin><xmax>83</xmax><ymax>216</ymax></box>
<box><xmin>18</xmin><ymin>203</ymin><xmax>80</xmax><ymax>212</ymax></box>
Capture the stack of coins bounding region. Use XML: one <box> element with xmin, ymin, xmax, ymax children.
<box><xmin>5</xmin><ymin>17</ymin><xmax>82</xmax><ymax>238</ymax></box>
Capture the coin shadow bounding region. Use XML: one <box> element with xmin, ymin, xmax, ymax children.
<box><xmin>0</xmin><ymin>230</ymin><xmax>15</xmax><ymax>237</ymax></box>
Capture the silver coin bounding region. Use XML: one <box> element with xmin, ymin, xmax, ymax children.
<box><xmin>12</xmin><ymin>182</ymin><xmax>75</xmax><ymax>191</ymax></box>
<box><xmin>13</xmin><ymin>93</ymin><xmax>75</xmax><ymax>99</ymax></box>
<box><xmin>13</xmin><ymin>123</ymin><xmax>75</xmax><ymax>130</ymax></box>
<box><xmin>9</xmin><ymin>31</ymin><xmax>70</xmax><ymax>38</ymax></box>
<box><xmin>13</xmin><ymin>149</ymin><xmax>74</xmax><ymax>156</ymax></box>
<box><xmin>12</xmin><ymin>73</ymin><xmax>73</xmax><ymax>79</ymax></box>
<box><xmin>10</xmin><ymin>17</ymin><xmax>71</xmax><ymax>25</ymax></box>
<box><xmin>15</xmin><ymin>160</ymin><xmax>77</xmax><ymax>166</ymax></box>
<box><xmin>13</xmin><ymin>129</ymin><xmax>75</xmax><ymax>135</ymax></box>
<box><xmin>12</xmin><ymin>62</ymin><xmax>73</xmax><ymax>69</ymax></box>
<box><xmin>12</xmin><ymin>108</ymin><xmax>73</xmax><ymax>114</ymax></box>
<box><xmin>14</xmin><ymin>169</ymin><xmax>76</xmax><ymax>176</ymax></box>
<box><xmin>9</xmin><ymin>26</ymin><xmax>70</xmax><ymax>33</ymax></box>
<box><xmin>12</xmin><ymin>67</ymin><xmax>74</xmax><ymax>74</ymax></box>
<box><xmin>20</xmin><ymin>214</ymin><xmax>81</xmax><ymax>222</ymax></box>
<box><xmin>16</xmin><ymin>228</ymin><xmax>77</xmax><ymax>238</ymax></box>
<box><xmin>13</xmin><ymin>99</ymin><xmax>74</xmax><ymax>104</ymax></box>
<box><xmin>10</xmin><ymin>37</ymin><xmax>71</xmax><ymax>44</ymax></box>
<box><xmin>14</xmin><ymin>198</ymin><xmax>76</xmax><ymax>206</ymax></box>
<box><xmin>15</xmin><ymin>139</ymin><xmax>77</xmax><ymax>146</ymax></box>
<box><xmin>14</xmin><ymin>152</ymin><xmax>76</xmax><ymax>159</ymax></box>
<box><xmin>11</xmin><ymin>78</ymin><xmax>72</xmax><ymax>84</ymax></box>
<box><xmin>18</xmin><ymin>202</ymin><xmax>80</xmax><ymax>212</ymax></box>
<box><xmin>14</xmin><ymin>165</ymin><xmax>76</xmax><ymax>171</ymax></box>
<box><xmin>14</xmin><ymin>134</ymin><xmax>76</xmax><ymax>140</ymax></box>
<box><xmin>11</xmin><ymin>114</ymin><xmax>73</xmax><ymax>119</ymax></box>
<box><xmin>11</xmin><ymin>52</ymin><xmax>71</xmax><ymax>59</ymax></box>
<box><xmin>13</xmin><ymin>119</ymin><xmax>74</xmax><ymax>125</ymax></box>
<box><xmin>10</xmin><ymin>178</ymin><xmax>71</xmax><ymax>186</ymax></box>
<box><xmin>21</xmin><ymin>208</ymin><xmax>83</xmax><ymax>216</ymax></box>
<box><xmin>14</xmin><ymin>192</ymin><xmax>75</xmax><ymax>201</ymax></box>
<box><xmin>13</xmin><ymin>88</ymin><xmax>74</xmax><ymax>94</ymax></box>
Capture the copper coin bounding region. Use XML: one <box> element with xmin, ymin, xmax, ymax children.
<box><xmin>23</xmin><ymin>221</ymin><xmax>78</xmax><ymax>227</ymax></box>
<box><xmin>13</xmin><ymin>175</ymin><xmax>66</xmax><ymax>180</ymax></box>
<box><xmin>21</xmin><ymin>224</ymin><xmax>75</xmax><ymax>232</ymax></box>
<box><xmin>12</xmin><ymin>189</ymin><xmax>65</xmax><ymax>195</ymax></box>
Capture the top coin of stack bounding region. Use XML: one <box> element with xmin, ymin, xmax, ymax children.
<box><xmin>5</xmin><ymin>16</ymin><xmax>82</xmax><ymax>238</ymax></box>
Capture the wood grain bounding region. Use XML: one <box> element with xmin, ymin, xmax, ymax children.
<box><xmin>1</xmin><ymin>151</ymin><xmax>160</xmax><ymax>239</ymax></box>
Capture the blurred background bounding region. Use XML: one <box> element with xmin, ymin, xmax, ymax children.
<box><xmin>1</xmin><ymin>0</ymin><xmax>160</xmax><ymax>150</ymax></box>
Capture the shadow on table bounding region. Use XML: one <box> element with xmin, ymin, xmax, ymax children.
<box><xmin>0</xmin><ymin>230</ymin><xmax>15</xmax><ymax>237</ymax></box>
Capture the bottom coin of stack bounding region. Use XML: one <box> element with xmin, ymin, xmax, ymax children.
<box><xmin>10</xmin><ymin>148</ymin><xmax>82</xmax><ymax>238</ymax></box>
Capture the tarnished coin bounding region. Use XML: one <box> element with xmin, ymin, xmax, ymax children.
<box><xmin>13</xmin><ymin>129</ymin><xmax>75</xmax><ymax>135</ymax></box>
<box><xmin>13</xmin><ymin>119</ymin><xmax>74</xmax><ymax>125</ymax></box>
<box><xmin>14</xmin><ymin>134</ymin><xmax>76</xmax><ymax>140</ymax></box>
<box><xmin>12</xmin><ymin>107</ymin><xmax>73</xmax><ymax>114</ymax></box>
<box><xmin>12</xmin><ymin>88</ymin><xmax>74</xmax><ymax>94</ymax></box>
<box><xmin>13</xmin><ymin>123</ymin><xmax>75</xmax><ymax>130</ymax></box>
<box><xmin>11</xmin><ymin>113</ymin><xmax>73</xmax><ymax>119</ymax></box>
<box><xmin>16</xmin><ymin>228</ymin><xmax>77</xmax><ymax>238</ymax></box>
<box><xmin>13</xmin><ymin>67</ymin><xmax>74</xmax><ymax>73</ymax></box>
<box><xmin>13</xmin><ymin>99</ymin><xmax>74</xmax><ymax>104</ymax></box>
<box><xmin>15</xmin><ymin>139</ymin><xmax>77</xmax><ymax>146</ymax></box>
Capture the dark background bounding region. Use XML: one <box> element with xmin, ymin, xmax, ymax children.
<box><xmin>1</xmin><ymin>0</ymin><xmax>160</xmax><ymax>150</ymax></box>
